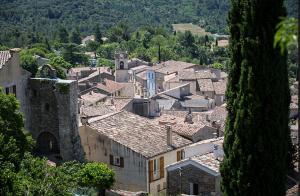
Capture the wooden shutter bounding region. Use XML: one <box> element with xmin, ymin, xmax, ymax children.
<box><xmin>120</xmin><ymin>157</ymin><xmax>124</xmax><ymax>168</ymax></box>
<box><xmin>159</xmin><ymin>156</ymin><xmax>164</xmax><ymax>179</ymax></box>
<box><xmin>177</xmin><ymin>151</ymin><xmax>181</xmax><ymax>161</ymax></box>
<box><xmin>149</xmin><ymin>160</ymin><xmax>154</xmax><ymax>182</ymax></box>
<box><xmin>109</xmin><ymin>155</ymin><xmax>113</xmax><ymax>165</ymax></box>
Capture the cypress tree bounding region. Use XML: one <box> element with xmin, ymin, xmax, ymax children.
<box><xmin>220</xmin><ymin>0</ymin><xmax>292</xmax><ymax>195</ymax></box>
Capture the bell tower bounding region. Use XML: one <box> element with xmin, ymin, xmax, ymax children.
<box><xmin>115</xmin><ymin>51</ymin><xmax>129</xmax><ymax>82</ymax></box>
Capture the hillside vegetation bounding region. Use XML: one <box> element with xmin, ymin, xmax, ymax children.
<box><xmin>0</xmin><ymin>0</ymin><xmax>297</xmax><ymax>47</ymax></box>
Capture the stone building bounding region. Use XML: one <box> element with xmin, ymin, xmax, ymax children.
<box><xmin>79</xmin><ymin>111</ymin><xmax>192</xmax><ymax>194</ymax></box>
<box><xmin>115</xmin><ymin>52</ymin><xmax>130</xmax><ymax>82</ymax></box>
<box><xmin>28</xmin><ymin>76</ymin><xmax>84</xmax><ymax>161</ymax></box>
<box><xmin>166</xmin><ymin>152</ymin><xmax>222</xmax><ymax>196</ymax></box>
<box><xmin>0</xmin><ymin>48</ymin><xmax>31</xmax><ymax>128</ymax></box>
<box><xmin>166</xmin><ymin>139</ymin><xmax>224</xmax><ymax>196</ymax></box>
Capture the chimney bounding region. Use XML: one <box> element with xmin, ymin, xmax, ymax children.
<box><xmin>212</xmin><ymin>121</ymin><xmax>220</xmax><ymax>138</ymax></box>
<box><xmin>213</xmin><ymin>144</ymin><xmax>219</xmax><ymax>160</ymax></box>
<box><xmin>81</xmin><ymin>116</ymin><xmax>89</xmax><ymax>126</ymax></box>
<box><xmin>76</xmin><ymin>72</ymin><xmax>79</xmax><ymax>81</ymax></box>
<box><xmin>166</xmin><ymin>125</ymin><xmax>172</xmax><ymax>146</ymax></box>
<box><xmin>206</xmin><ymin>114</ymin><xmax>210</xmax><ymax>122</ymax></box>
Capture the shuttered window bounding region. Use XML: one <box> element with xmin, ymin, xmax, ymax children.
<box><xmin>177</xmin><ymin>150</ymin><xmax>185</xmax><ymax>161</ymax></box>
<box><xmin>159</xmin><ymin>156</ymin><xmax>164</xmax><ymax>178</ymax></box>
<box><xmin>109</xmin><ymin>154</ymin><xmax>124</xmax><ymax>168</ymax></box>
<box><xmin>149</xmin><ymin>160</ymin><xmax>154</xmax><ymax>182</ymax></box>
<box><xmin>149</xmin><ymin>156</ymin><xmax>165</xmax><ymax>182</ymax></box>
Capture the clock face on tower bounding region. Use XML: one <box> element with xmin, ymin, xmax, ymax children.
<box><xmin>120</xmin><ymin>54</ymin><xmax>124</xmax><ymax>58</ymax></box>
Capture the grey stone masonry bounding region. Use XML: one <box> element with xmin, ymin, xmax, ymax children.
<box><xmin>28</xmin><ymin>78</ymin><xmax>84</xmax><ymax>161</ymax></box>
<box><xmin>167</xmin><ymin>164</ymin><xmax>217</xmax><ymax>196</ymax></box>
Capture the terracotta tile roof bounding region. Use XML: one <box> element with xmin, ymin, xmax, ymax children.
<box><xmin>105</xmin><ymin>98</ymin><xmax>133</xmax><ymax>111</ymax></box>
<box><xmin>213</xmin><ymin>80</ymin><xmax>227</xmax><ymax>95</ymax></box>
<box><xmin>195</xmin><ymin>70</ymin><xmax>213</xmax><ymax>79</ymax></box>
<box><xmin>191</xmin><ymin>152</ymin><xmax>221</xmax><ymax>173</ymax></box>
<box><xmin>162</xmin><ymin>110</ymin><xmax>211</xmax><ymax>124</ymax></box>
<box><xmin>210</xmin><ymin>106</ymin><xmax>227</xmax><ymax>132</ymax></box>
<box><xmin>153</xmin><ymin>60</ymin><xmax>195</xmax><ymax>75</ymax></box>
<box><xmin>178</xmin><ymin>70</ymin><xmax>196</xmax><ymax>80</ymax></box>
<box><xmin>198</xmin><ymin>79</ymin><xmax>214</xmax><ymax>92</ymax></box>
<box><xmin>0</xmin><ymin>51</ymin><xmax>11</xmax><ymax>69</ymax></box>
<box><xmin>88</xmin><ymin>111</ymin><xmax>192</xmax><ymax>158</ymax></box>
<box><xmin>286</xmin><ymin>184</ymin><xmax>298</xmax><ymax>196</ymax></box>
<box><xmin>76</xmin><ymin>67</ymin><xmax>112</xmax><ymax>82</ymax></box>
<box><xmin>81</xmin><ymin>104</ymin><xmax>114</xmax><ymax>118</ymax></box>
<box><xmin>80</xmin><ymin>91</ymin><xmax>107</xmax><ymax>105</ymax></box>
<box><xmin>96</xmin><ymin>79</ymin><xmax>124</xmax><ymax>94</ymax></box>
<box><xmin>150</xmin><ymin>114</ymin><xmax>212</xmax><ymax>140</ymax></box>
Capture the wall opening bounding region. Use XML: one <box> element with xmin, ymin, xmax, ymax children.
<box><xmin>37</xmin><ymin>132</ymin><xmax>59</xmax><ymax>154</ymax></box>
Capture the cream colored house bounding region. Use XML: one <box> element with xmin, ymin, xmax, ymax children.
<box><xmin>0</xmin><ymin>48</ymin><xmax>31</xmax><ymax>128</ymax></box>
<box><xmin>79</xmin><ymin>111</ymin><xmax>191</xmax><ymax>194</ymax></box>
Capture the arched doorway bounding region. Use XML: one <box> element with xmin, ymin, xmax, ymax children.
<box><xmin>120</xmin><ymin>61</ymin><xmax>124</xmax><ymax>69</ymax></box>
<box><xmin>37</xmin><ymin>132</ymin><xmax>59</xmax><ymax>154</ymax></box>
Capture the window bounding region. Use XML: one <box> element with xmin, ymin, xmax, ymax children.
<box><xmin>114</xmin><ymin>156</ymin><xmax>120</xmax><ymax>166</ymax></box>
<box><xmin>12</xmin><ymin>85</ymin><xmax>16</xmax><ymax>97</ymax></box>
<box><xmin>177</xmin><ymin>149</ymin><xmax>185</xmax><ymax>161</ymax></box>
<box><xmin>153</xmin><ymin>158</ymin><xmax>159</xmax><ymax>175</ymax></box>
<box><xmin>149</xmin><ymin>156</ymin><xmax>164</xmax><ymax>182</ymax></box>
<box><xmin>5</xmin><ymin>87</ymin><xmax>9</xmax><ymax>95</ymax></box>
<box><xmin>109</xmin><ymin>155</ymin><xmax>124</xmax><ymax>167</ymax></box>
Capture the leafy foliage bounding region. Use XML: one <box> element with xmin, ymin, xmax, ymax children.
<box><xmin>79</xmin><ymin>162</ymin><xmax>115</xmax><ymax>191</ymax></box>
<box><xmin>274</xmin><ymin>17</ymin><xmax>298</xmax><ymax>54</ymax></box>
<box><xmin>0</xmin><ymin>0</ymin><xmax>296</xmax><ymax>47</ymax></box>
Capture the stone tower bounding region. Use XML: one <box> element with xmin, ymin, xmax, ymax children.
<box><xmin>115</xmin><ymin>51</ymin><xmax>129</xmax><ymax>82</ymax></box>
<box><xmin>28</xmin><ymin>72</ymin><xmax>84</xmax><ymax>162</ymax></box>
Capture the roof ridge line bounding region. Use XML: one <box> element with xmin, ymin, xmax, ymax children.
<box><xmin>88</xmin><ymin>111</ymin><xmax>123</xmax><ymax>124</ymax></box>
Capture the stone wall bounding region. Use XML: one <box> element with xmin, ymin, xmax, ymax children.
<box><xmin>167</xmin><ymin>164</ymin><xmax>219</xmax><ymax>196</ymax></box>
<box><xmin>28</xmin><ymin>78</ymin><xmax>84</xmax><ymax>161</ymax></box>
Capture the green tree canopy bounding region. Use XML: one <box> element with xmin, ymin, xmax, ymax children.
<box><xmin>79</xmin><ymin>162</ymin><xmax>115</xmax><ymax>193</ymax></box>
<box><xmin>220</xmin><ymin>0</ymin><xmax>292</xmax><ymax>195</ymax></box>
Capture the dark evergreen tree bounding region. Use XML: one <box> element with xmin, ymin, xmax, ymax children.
<box><xmin>70</xmin><ymin>29</ymin><xmax>81</xmax><ymax>44</ymax></box>
<box><xmin>94</xmin><ymin>26</ymin><xmax>103</xmax><ymax>44</ymax></box>
<box><xmin>220</xmin><ymin>0</ymin><xmax>291</xmax><ymax>195</ymax></box>
<box><xmin>57</xmin><ymin>26</ymin><xmax>69</xmax><ymax>43</ymax></box>
<box><xmin>158</xmin><ymin>44</ymin><xmax>161</xmax><ymax>63</ymax></box>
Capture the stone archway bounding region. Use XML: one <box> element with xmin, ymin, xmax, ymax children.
<box><xmin>37</xmin><ymin>132</ymin><xmax>59</xmax><ymax>154</ymax></box>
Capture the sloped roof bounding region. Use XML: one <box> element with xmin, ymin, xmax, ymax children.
<box><xmin>153</xmin><ymin>60</ymin><xmax>196</xmax><ymax>75</ymax></box>
<box><xmin>198</xmin><ymin>79</ymin><xmax>214</xmax><ymax>92</ymax></box>
<box><xmin>88</xmin><ymin>111</ymin><xmax>192</xmax><ymax>158</ymax></box>
<box><xmin>0</xmin><ymin>51</ymin><xmax>11</xmax><ymax>69</ymax></box>
<box><xmin>180</xmin><ymin>99</ymin><xmax>210</xmax><ymax>108</ymax></box>
<box><xmin>178</xmin><ymin>70</ymin><xmax>197</xmax><ymax>80</ymax></box>
<box><xmin>96</xmin><ymin>79</ymin><xmax>124</xmax><ymax>94</ymax></box>
<box><xmin>213</xmin><ymin>80</ymin><xmax>227</xmax><ymax>95</ymax></box>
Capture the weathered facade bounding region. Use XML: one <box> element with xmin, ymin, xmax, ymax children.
<box><xmin>79</xmin><ymin>111</ymin><xmax>192</xmax><ymax>194</ymax></box>
<box><xmin>28</xmin><ymin>78</ymin><xmax>84</xmax><ymax>161</ymax></box>
<box><xmin>0</xmin><ymin>49</ymin><xmax>31</xmax><ymax>128</ymax></box>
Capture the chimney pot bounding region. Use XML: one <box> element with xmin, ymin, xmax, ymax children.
<box><xmin>166</xmin><ymin>125</ymin><xmax>172</xmax><ymax>146</ymax></box>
